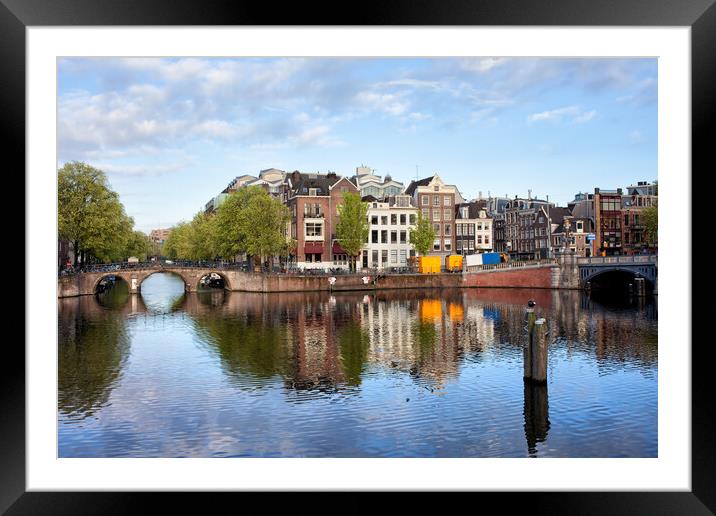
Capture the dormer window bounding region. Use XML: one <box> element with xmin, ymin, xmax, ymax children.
<box><xmin>309</xmin><ymin>188</ymin><xmax>318</xmax><ymax>196</ymax></box>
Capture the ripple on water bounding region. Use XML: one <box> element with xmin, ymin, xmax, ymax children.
<box><xmin>58</xmin><ymin>282</ymin><xmax>658</xmax><ymax>458</ymax></box>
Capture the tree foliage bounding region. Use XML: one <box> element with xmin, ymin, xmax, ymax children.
<box><xmin>163</xmin><ymin>186</ymin><xmax>290</xmax><ymax>264</ymax></box>
<box><xmin>58</xmin><ymin>161</ymin><xmax>143</xmax><ymax>264</ymax></box>
<box><xmin>409</xmin><ymin>212</ymin><xmax>436</xmax><ymax>256</ymax></box>
<box><xmin>335</xmin><ymin>192</ymin><xmax>369</xmax><ymax>271</ymax></box>
<box><xmin>643</xmin><ymin>203</ymin><xmax>658</xmax><ymax>245</ymax></box>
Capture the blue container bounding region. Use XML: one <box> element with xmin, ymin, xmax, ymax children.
<box><xmin>481</xmin><ymin>252</ymin><xmax>501</xmax><ymax>265</ymax></box>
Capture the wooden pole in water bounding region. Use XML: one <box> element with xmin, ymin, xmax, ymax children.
<box><xmin>531</xmin><ymin>319</ymin><xmax>548</xmax><ymax>383</ymax></box>
<box><xmin>524</xmin><ymin>300</ymin><xmax>536</xmax><ymax>379</ymax></box>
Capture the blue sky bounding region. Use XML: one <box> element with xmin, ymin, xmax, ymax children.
<box><xmin>57</xmin><ymin>57</ymin><xmax>657</xmax><ymax>233</ymax></box>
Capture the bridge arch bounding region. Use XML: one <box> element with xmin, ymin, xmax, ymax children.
<box><xmin>582</xmin><ymin>267</ymin><xmax>655</xmax><ymax>293</ymax></box>
<box><xmin>136</xmin><ymin>269</ymin><xmax>194</xmax><ymax>292</ymax></box>
<box><xmin>92</xmin><ymin>273</ymin><xmax>132</xmax><ymax>295</ymax></box>
<box><xmin>195</xmin><ymin>270</ymin><xmax>232</xmax><ymax>291</ymax></box>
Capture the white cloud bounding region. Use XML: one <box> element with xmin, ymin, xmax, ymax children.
<box><xmin>574</xmin><ymin>110</ymin><xmax>597</xmax><ymax>124</ymax></box>
<box><xmin>527</xmin><ymin>105</ymin><xmax>596</xmax><ymax>124</ymax></box>
<box><xmin>459</xmin><ymin>58</ymin><xmax>508</xmax><ymax>73</ymax></box>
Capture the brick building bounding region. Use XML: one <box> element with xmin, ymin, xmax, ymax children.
<box><xmin>405</xmin><ymin>175</ymin><xmax>463</xmax><ymax>261</ymax></box>
<box><xmin>286</xmin><ymin>171</ymin><xmax>359</xmax><ymax>270</ymax></box>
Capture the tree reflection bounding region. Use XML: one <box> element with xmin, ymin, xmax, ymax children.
<box><xmin>58</xmin><ymin>296</ymin><xmax>131</xmax><ymax>419</ymax></box>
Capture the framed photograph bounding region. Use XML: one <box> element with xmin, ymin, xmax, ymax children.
<box><xmin>7</xmin><ymin>0</ymin><xmax>711</xmax><ymax>512</ymax></box>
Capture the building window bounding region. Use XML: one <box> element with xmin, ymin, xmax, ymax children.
<box><xmin>371</xmin><ymin>230</ymin><xmax>378</xmax><ymax>243</ymax></box>
<box><xmin>444</xmin><ymin>239</ymin><xmax>452</xmax><ymax>252</ymax></box>
<box><xmin>484</xmin><ymin>223</ymin><xmax>490</xmax><ymax>231</ymax></box>
<box><xmin>371</xmin><ymin>215</ymin><xmax>378</xmax><ymax>225</ymax></box>
<box><xmin>468</xmin><ymin>224</ymin><xmax>475</xmax><ymax>236</ymax></box>
<box><xmin>444</xmin><ymin>224</ymin><xmax>452</xmax><ymax>236</ymax></box>
<box><xmin>433</xmin><ymin>223</ymin><xmax>441</xmax><ymax>234</ymax></box>
<box><xmin>400</xmin><ymin>214</ymin><xmax>406</xmax><ymax>225</ymax></box>
<box><xmin>421</xmin><ymin>195</ymin><xmax>429</xmax><ymax>206</ymax></box>
<box><xmin>372</xmin><ymin>250</ymin><xmax>379</xmax><ymax>266</ymax></box>
<box><xmin>422</xmin><ymin>208</ymin><xmax>429</xmax><ymax>218</ymax></box>
<box><xmin>399</xmin><ymin>249</ymin><xmax>407</xmax><ymax>264</ymax></box>
<box><xmin>305</xmin><ymin>222</ymin><xmax>323</xmax><ymax>237</ymax></box>
<box><xmin>391</xmin><ymin>231</ymin><xmax>398</xmax><ymax>244</ymax></box>
<box><xmin>433</xmin><ymin>238</ymin><xmax>441</xmax><ymax>251</ymax></box>
<box><xmin>444</xmin><ymin>196</ymin><xmax>451</xmax><ymax>206</ymax></box>
<box><xmin>409</xmin><ymin>214</ymin><xmax>416</xmax><ymax>225</ymax></box>
<box><xmin>381</xmin><ymin>216</ymin><xmax>388</xmax><ymax>225</ymax></box>
<box><xmin>390</xmin><ymin>250</ymin><xmax>398</xmax><ymax>263</ymax></box>
<box><xmin>443</xmin><ymin>209</ymin><xmax>452</xmax><ymax>220</ymax></box>
<box><xmin>391</xmin><ymin>214</ymin><xmax>397</xmax><ymax>225</ymax></box>
<box><xmin>456</xmin><ymin>224</ymin><xmax>463</xmax><ymax>236</ymax></box>
<box><xmin>457</xmin><ymin>240</ymin><xmax>463</xmax><ymax>251</ymax></box>
<box><xmin>433</xmin><ymin>209</ymin><xmax>440</xmax><ymax>221</ymax></box>
<box><xmin>381</xmin><ymin>230</ymin><xmax>387</xmax><ymax>243</ymax></box>
<box><xmin>461</xmin><ymin>207</ymin><xmax>469</xmax><ymax>218</ymax></box>
<box><xmin>468</xmin><ymin>241</ymin><xmax>474</xmax><ymax>250</ymax></box>
<box><xmin>382</xmin><ymin>250</ymin><xmax>388</xmax><ymax>264</ymax></box>
<box><xmin>433</xmin><ymin>195</ymin><xmax>440</xmax><ymax>206</ymax></box>
<box><xmin>400</xmin><ymin>231</ymin><xmax>407</xmax><ymax>244</ymax></box>
<box><xmin>485</xmin><ymin>235</ymin><xmax>489</xmax><ymax>244</ymax></box>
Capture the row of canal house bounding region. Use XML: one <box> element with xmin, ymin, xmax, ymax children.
<box><xmin>200</xmin><ymin>165</ymin><xmax>656</xmax><ymax>269</ymax></box>
<box><xmin>202</xmin><ymin>166</ymin><xmax>504</xmax><ymax>271</ymax></box>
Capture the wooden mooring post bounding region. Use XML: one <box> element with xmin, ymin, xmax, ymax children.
<box><xmin>524</xmin><ymin>300</ymin><xmax>548</xmax><ymax>383</ymax></box>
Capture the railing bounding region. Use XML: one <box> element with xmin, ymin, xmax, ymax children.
<box><xmin>58</xmin><ymin>260</ymin><xmax>250</xmax><ymax>276</ymax></box>
<box><xmin>577</xmin><ymin>255</ymin><xmax>657</xmax><ymax>265</ymax></box>
<box><xmin>464</xmin><ymin>258</ymin><xmax>557</xmax><ymax>273</ymax></box>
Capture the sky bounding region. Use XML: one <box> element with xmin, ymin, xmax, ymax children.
<box><xmin>57</xmin><ymin>57</ymin><xmax>657</xmax><ymax>233</ymax></box>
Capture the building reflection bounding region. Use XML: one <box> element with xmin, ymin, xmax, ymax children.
<box><xmin>58</xmin><ymin>280</ymin><xmax>657</xmax><ymax>417</ymax></box>
<box><xmin>182</xmin><ymin>287</ymin><xmax>657</xmax><ymax>394</ymax></box>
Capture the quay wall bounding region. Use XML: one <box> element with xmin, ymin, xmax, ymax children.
<box><xmin>58</xmin><ymin>265</ymin><xmax>562</xmax><ymax>298</ymax></box>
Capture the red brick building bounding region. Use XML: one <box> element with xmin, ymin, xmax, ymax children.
<box><xmin>286</xmin><ymin>171</ymin><xmax>358</xmax><ymax>269</ymax></box>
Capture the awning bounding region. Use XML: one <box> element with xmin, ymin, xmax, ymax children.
<box><xmin>304</xmin><ymin>243</ymin><xmax>324</xmax><ymax>254</ymax></box>
<box><xmin>332</xmin><ymin>242</ymin><xmax>347</xmax><ymax>254</ymax></box>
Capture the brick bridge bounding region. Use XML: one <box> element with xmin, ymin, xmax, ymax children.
<box><xmin>577</xmin><ymin>255</ymin><xmax>657</xmax><ymax>293</ymax></box>
<box><xmin>58</xmin><ymin>264</ymin><xmax>239</xmax><ymax>298</ymax></box>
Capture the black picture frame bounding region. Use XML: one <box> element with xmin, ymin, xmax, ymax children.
<box><xmin>5</xmin><ymin>0</ymin><xmax>712</xmax><ymax>513</ymax></box>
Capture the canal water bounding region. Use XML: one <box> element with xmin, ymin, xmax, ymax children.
<box><xmin>58</xmin><ymin>273</ymin><xmax>657</xmax><ymax>458</ymax></box>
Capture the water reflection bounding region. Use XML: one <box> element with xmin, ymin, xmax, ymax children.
<box><xmin>524</xmin><ymin>381</ymin><xmax>550</xmax><ymax>457</ymax></box>
<box><xmin>58</xmin><ymin>293</ymin><xmax>131</xmax><ymax>420</ymax></box>
<box><xmin>58</xmin><ymin>274</ymin><xmax>657</xmax><ymax>457</ymax></box>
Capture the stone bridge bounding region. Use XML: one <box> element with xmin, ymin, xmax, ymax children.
<box><xmin>577</xmin><ymin>255</ymin><xmax>657</xmax><ymax>293</ymax></box>
<box><xmin>58</xmin><ymin>265</ymin><xmax>238</xmax><ymax>298</ymax></box>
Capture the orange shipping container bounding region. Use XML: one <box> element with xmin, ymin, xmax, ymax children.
<box><xmin>418</xmin><ymin>256</ymin><xmax>441</xmax><ymax>274</ymax></box>
<box><xmin>446</xmin><ymin>255</ymin><xmax>463</xmax><ymax>272</ymax></box>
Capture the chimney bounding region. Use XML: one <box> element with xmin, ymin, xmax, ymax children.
<box><xmin>478</xmin><ymin>190</ymin><xmax>482</xmax><ymax>199</ymax></box>
<box><xmin>528</xmin><ymin>189</ymin><xmax>532</xmax><ymax>200</ymax></box>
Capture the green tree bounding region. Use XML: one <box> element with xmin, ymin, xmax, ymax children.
<box><xmin>58</xmin><ymin>161</ymin><xmax>135</xmax><ymax>265</ymax></box>
<box><xmin>643</xmin><ymin>203</ymin><xmax>658</xmax><ymax>246</ymax></box>
<box><xmin>125</xmin><ymin>230</ymin><xmax>153</xmax><ymax>261</ymax></box>
<box><xmin>409</xmin><ymin>211</ymin><xmax>436</xmax><ymax>256</ymax></box>
<box><xmin>335</xmin><ymin>192</ymin><xmax>369</xmax><ymax>272</ymax></box>
<box><xmin>187</xmin><ymin>211</ymin><xmax>218</xmax><ymax>261</ymax></box>
<box><xmin>213</xmin><ymin>186</ymin><xmax>265</xmax><ymax>260</ymax></box>
<box><xmin>162</xmin><ymin>221</ymin><xmax>192</xmax><ymax>259</ymax></box>
<box><xmin>214</xmin><ymin>186</ymin><xmax>290</xmax><ymax>267</ymax></box>
<box><xmin>241</xmin><ymin>190</ymin><xmax>292</xmax><ymax>267</ymax></box>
